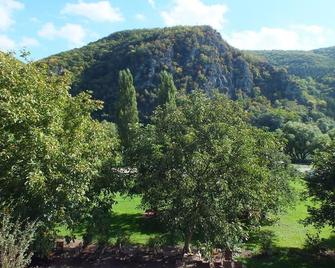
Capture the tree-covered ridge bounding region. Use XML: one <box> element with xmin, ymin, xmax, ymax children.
<box><xmin>248</xmin><ymin>49</ymin><xmax>335</xmax><ymax>78</ymax></box>
<box><xmin>42</xmin><ymin>26</ymin><xmax>296</xmax><ymax>121</ymax></box>
<box><xmin>249</xmin><ymin>47</ymin><xmax>335</xmax><ymax>122</ymax></box>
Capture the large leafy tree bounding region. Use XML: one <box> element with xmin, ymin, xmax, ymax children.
<box><xmin>282</xmin><ymin>121</ymin><xmax>330</xmax><ymax>163</ymax></box>
<box><xmin>133</xmin><ymin>92</ymin><xmax>292</xmax><ymax>252</ymax></box>
<box><xmin>0</xmin><ymin>53</ymin><xmax>121</xmax><ymax>252</ymax></box>
<box><xmin>306</xmin><ymin>140</ymin><xmax>335</xmax><ymax>229</ymax></box>
<box><xmin>115</xmin><ymin>69</ymin><xmax>139</xmax><ymax>149</ymax></box>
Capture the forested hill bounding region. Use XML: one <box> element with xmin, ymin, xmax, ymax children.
<box><xmin>249</xmin><ymin>47</ymin><xmax>335</xmax><ymax>119</ymax></box>
<box><xmin>42</xmin><ymin>26</ymin><xmax>298</xmax><ymax>121</ymax></box>
<box><xmin>250</xmin><ymin>47</ymin><xmax>335</xmax><ymax>79</ymax></box>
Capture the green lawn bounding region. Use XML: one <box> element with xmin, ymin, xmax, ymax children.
<box><xmin>262</xmin><ymin>179</ymin><xmax>332</xmax><ymax>249</ymax></box>
<box><xmin>112</xmin><ymin>178</ymin><xmax>333</xmax><ymax>248</ymax></box>
<box><xmin>110</xmin><ymin>194</ymin><xmax>161</xmax><ymax>244</ymax></box>
<box><xmin>57</xmin><ymin>166</ymin><xmax>334</xmax><ymax>267</ymax></box>
<box><xmin>57</xmin><ymin>194</ymin><xmax>163</xmax><ymax>245</ymax></box>
<box><xmin>243</xmin><ymin>173</ymin><xmax>334</xmax><ymax>268</ymax></box>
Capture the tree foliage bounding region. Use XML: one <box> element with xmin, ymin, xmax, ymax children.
<box><xmin>158</xmin><ymin>70</ymin><xmax>177</xmax><ymax>109</ymax></box>
<box><xmin>281</xmin><ymin>121</ymin><xmax>330</xmax><ymax>163</ymax></box>
<box><xmin>116</xmin><ymin>69</ymin><xmax>139</xmax><ymax>149</ymax></box>
<box><xmin>0</xmin><ymin>53</ymin><xmax>121</xmax><ymax>253</ymax></box>
<box><xmin>133</xmin><ymin>92</ymin><xmax>292</xmax><ymax>252</ymax></box>
<box><xmin>306</xmin><ymin>140</ymin><xmax>335</xmax><ymax>229</ymax></box>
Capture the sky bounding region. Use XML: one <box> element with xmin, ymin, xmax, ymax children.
<box><xmin>1</xmin><ymin>0</ymin><xmax>335</xmax><ymax>60</ymax></box>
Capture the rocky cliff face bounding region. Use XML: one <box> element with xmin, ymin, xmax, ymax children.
<box><xmin>43</xmin><ymin>26</ymin><xmax>292</xmax><ymax>121</ymax></box>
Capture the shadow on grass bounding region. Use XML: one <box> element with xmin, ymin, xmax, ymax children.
<box><xmin>108</xmin><ymin>213</ymin><xmax>165</xmax><ymax>236</ymax></box>
<box><xmin>84</xmin><ymin>211</ymin><xmax>175</xmax><ymax>245</ymax></box>
<box><xmin>244</xmin><ymin>248</ymin><xmax>334</xmax><ymax>268</ymax></box>
<box><xmin>243</xmin><ymin>231</ymin><xmax>335</xmax><ymax>268</ymax></box>
<box><xmin>322</xmin><ymin>234</ymin><xmax>335</xmax><ymax>249</ymax></box>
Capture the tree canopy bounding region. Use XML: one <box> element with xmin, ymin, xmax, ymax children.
<box><xmin>281</xmin><ymin>121</ymin><xmax>330</xmax><ymax>163</ymax></box>
<box><xmin>158</xmin><ymin>70</ymin><xmax>177</xmax><ymax>109</ymax></box>
<box><xmin>133</xmin><ymin>92</ymin><xmax>292</xmax><ymax>252</ymax></box>
<box><xmin>0</xmin><ymin>53</ymin><xmax>121</xmax><ymax>253</ymax></box>
<box><xmin>306</xmin><ymin>140</ymin><xmax>335</xmax><ymax>229</ymax></box>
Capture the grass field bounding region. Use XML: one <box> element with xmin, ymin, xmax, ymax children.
<box><xmin>58</xmin><ymin>166</ymin><xmax>334</xmax><ymax>267</ymax></box>
<box><xmin>107</xmin><ymin>179</ymin><xmax>334</xmax><ymax>248</ymax></box>
<box><xmin>107</xmin><ymin>177</ymin><xmax>335</xmax><ymax>267</ymax></box>
<box><xmin>110</xmin><ymin>194</ymin><xmax>160</xmax><ymax>244</ymax></box>
<box><xmin>262</xmin><ymin>179</ymin><xmax>332</xmax><ymax>249</ymax></box>
<box><xmin>243</xmin><ymin>174</ymin><xmax>335</xmax><ymax>268</ymax></box>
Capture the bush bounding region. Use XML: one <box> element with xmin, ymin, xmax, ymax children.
<box><xmin>0</xmin><ymin>214</ymin><xmax>38</xmax><ymax>268</ymax></box>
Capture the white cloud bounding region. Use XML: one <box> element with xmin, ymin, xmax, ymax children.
<box><xmin>135</xmin><ymin>13</ymin><xmax>146</xmax><ymax>21</ymax></box>
<box><xmin>0</xmin><ymin>0</ymin><xmax>24</xmax><ymax>31</ymax></box>
<box><xmin>61</xmin><ymin>0</ymin><xmax>123</xmax><ymax>22</ymax></box>
<box><xmin>38</xmin><ymin>22</ymin><xmax>86</xmax><ymax>47</ymax></box>
<box><xmin>30</xmin><ymin>17</ymin><xmax>40</xmax><ymax>23</ymax></box>
<box><xmin>38</xmin><ymin>23</ymin><xmax>56</xmax><ymax>38</ymax></box>
<box><xmin>148</xmin><ymin>0</ymin><xmax>155</xmax><ymax>8</ymax></box>
<box><xmin>161</xmin><ymin>0</ymin><xmax>228</xmax><ymax>30</ymax></box>
<box><xmin>20</xmin><ymin>37</ymin><xmax>39</xmax><ymax>47</ymax></box>
<box><xmin>228</xmin><ymin>25</ymin><xmax>335</xmax><ymax>50</ymax></box>
<box><xmin>0</xmin><ymin>34</ymin><xmax>15</xmax><ymax>50</ymax></box>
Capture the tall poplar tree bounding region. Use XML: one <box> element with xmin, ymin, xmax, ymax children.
<box><xmin>116</xmin><ymin>69</ymin><xmax>139</xmax><ymax>149</ymax></box>
<box><xmin>158</xmin><ymin>71</ymin><xmax>177</xmax><ymax>108</ymax></box>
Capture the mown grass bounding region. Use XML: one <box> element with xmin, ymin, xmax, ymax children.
<box><xmin>243</xmin><ymin>172</ymin><xmax>334</xmax><ymax>268</ymax></box>
<box><xmin>57</xmin><ymin>165</ymin><xmax>334</xmax><ymax>267</ymax></box>
<box><xmin>57</xmin><ymin>194</ymin><xmax>163</xmax><ymax>245</ymax></box>
<box><xmin>262</xmin><ymin>179</ymin><xmax>332</xmax><ymax>249</ymax></box>
<box><xmin>111</xmin><ymin>177</ymin><xmax>333</xmax><ymax>248</ymax></box>
<box><xmin>108</xmin><ymin>194</ymin><xmax>162</xmax><ymax>244</ymax></box>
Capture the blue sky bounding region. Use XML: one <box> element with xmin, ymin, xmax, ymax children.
<box><xmin>1</xmin><ymin>0</ymin><xmax>335</xmax><ymax>59</ymax></box>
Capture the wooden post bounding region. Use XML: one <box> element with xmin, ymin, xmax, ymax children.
<box><xmin>55</xmin><ymin>239</ymin><xmax>64</xmax><ymax>253</ymax></box>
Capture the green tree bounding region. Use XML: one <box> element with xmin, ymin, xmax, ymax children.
<box><xmin>133</xmin><ymin>92</ymin><xmax>292</xmax><ymax>252</ymax></box>
<box><xmin>116</xmin><ymin>69</ymin><xmax>139</xmax><ymax>149</ymax></box>
<box><xmin>0</xmin><ymin>53</ymin><xmax>121</xmax><ymax>253</ymax></box>
<box><xmin>282</xmin><ymin>121</ymin><xmax>330</xmax><ymax>163</ymax></box>
<box><xmin>252</xmin><ymin>108</ymin><xmax>299</xmax><ymax>131</ymax></box>
<box><xmin>158</xmin><ymin>71</ymin><xmax>177</xmax><ymax>108</ymax></box>
<box><xmin>306</xmin><ymin>140</ymin><xmax>335</xmax><ymax>229</ymax></box>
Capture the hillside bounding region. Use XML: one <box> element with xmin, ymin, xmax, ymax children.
<box><xmin>42</xmin><ymin>26</ymin><xmax>297</xmax><ymax>121</ymax></box>
<box><xmin>250</xmin><ymin>47</ymin><xmax>335</xmax><ymax>79</ymax></box>
<box><xmin>249</xmin><ymin>47</ymin><xmax>335</xmax><ymax>119</ymax></box>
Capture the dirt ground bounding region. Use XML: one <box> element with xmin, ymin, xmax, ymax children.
<box><xmin>32</xmin><ymin>241</ymin><xmax>180</xmax><ymax>268</ymax></box>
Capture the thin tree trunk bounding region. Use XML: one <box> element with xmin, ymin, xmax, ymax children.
<box><xmin>183</xmin><ymin>230</ymin><xmax>193</xmax><ymax>254</ymax></box>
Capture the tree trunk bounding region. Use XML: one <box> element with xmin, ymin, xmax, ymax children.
<box><xmin>183</xmin><ymin>230</ymin><xmax>193</xmax><ymax>254</ymax></box>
